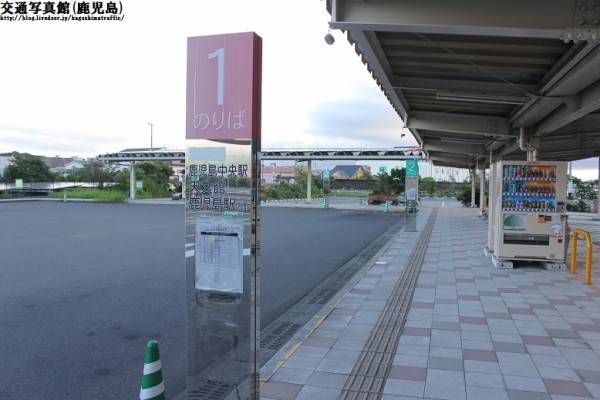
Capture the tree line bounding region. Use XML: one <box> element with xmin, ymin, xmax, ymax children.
<box><xmin>1</xmin><ymin>153</ymin><xmax>174</xmax><ymax>198</ymax></box>
<box><xmin>262</xmin><ymin>166</ymin><xmax>443</xmax><ymax>200</ymax></box>
<box><xmin>4</xmin><ymin>154</ymin><xmax>597</xmax><ymax>208</ymax></box>
<box><xmin>265</xmin><ymin>166</ymin><xmax>598</xmax><ymax>211</ymax></box>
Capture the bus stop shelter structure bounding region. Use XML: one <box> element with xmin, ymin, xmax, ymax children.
<box><xmin>325</xmin><ymin>1</ymin><xmax>600</xmax><ymax>163</ymax></box>
<box><xmin>324</xmin><ymin>0</ymin><xmax>600</xmax><ymax>215</ymax></box>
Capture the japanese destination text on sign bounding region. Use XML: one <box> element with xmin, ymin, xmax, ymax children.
<box><xmin>186</xmin><ymin>32</ymin><xmax>260</xmax><ymax>140</ymax></box>
<box><xmin>186</xmin><ymin>162</ymin><xmax>250</xmax><ymax>212</ymax></box>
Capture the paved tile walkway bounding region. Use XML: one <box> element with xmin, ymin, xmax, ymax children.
<box><xmin>259</xmin><ymin>205</ymin><xmax>600</xmax><ymax>400</ymax></box>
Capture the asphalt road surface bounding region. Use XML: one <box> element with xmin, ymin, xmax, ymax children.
<box><xmin>0</xmin><ymin>201</ymin><xmax>401</xmax><ymax>400</ymax></box>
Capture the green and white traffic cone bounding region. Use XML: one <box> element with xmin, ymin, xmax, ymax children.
<box><xmin>384</xmin><ymin>201</ymin><xmax>390</xmax><ymax>213</ymax></box>
<box><xmin>140</xmin><ymin>340</ymin><xmax>166</xmax><ymax>400</ymax></box>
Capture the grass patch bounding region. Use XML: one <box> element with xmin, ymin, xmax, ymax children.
<box><xmin>331</xmin><ymin>190</ymin><xmax>371</xmax><ymax>197</ymax></box>
<box><xmin>49</xmin><ymin>188</ymin><xmax>128</xmax><ymax>203</ymax></box>
<box><xmin>135</xmin><ymin>191</ymin><xmax>172</xmax><ymax>199</ymax></box>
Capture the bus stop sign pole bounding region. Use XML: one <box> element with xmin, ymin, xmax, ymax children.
<box><xmin>184</xmin><ymin>32</ymin><xmax>262</xmax><ymax>400</ymax></box>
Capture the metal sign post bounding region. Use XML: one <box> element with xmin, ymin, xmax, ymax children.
<box><xmin>322</xmin><ymin>169</ymin><xmax>330</xmax><ymax>208</ymax></box>
<box><xmin>185</xmin><ymin>32</ymin><xmax>262</xmax><ymax>400</ymax></box>
<box><xmin>405</xmin><ymin>160</ymin><xmax>419</xmax><ymax>232</ymax></box>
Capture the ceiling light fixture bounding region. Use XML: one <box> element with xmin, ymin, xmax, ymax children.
<box><xmin>436</xmin><ymin>91</ymin><xmax>530</xmax><ymax>105</ymax></box>
<box><xmin>441</xmin><ymin>138</ymin><xmax>487</xmax><ymax>145</ymax></box>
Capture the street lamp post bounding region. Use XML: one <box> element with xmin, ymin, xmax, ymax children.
<box><xmin>148</xmin><ymin>122</ymin><xmax>153</xmax><ymax>149</ymax></box>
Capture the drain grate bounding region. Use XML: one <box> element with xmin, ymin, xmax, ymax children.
<box><xmin>187</xmin><ymin>382</ymin><xmax>231</xmax><ymax>400</ymax></box>
<box><xmin>206</xmin><ymin>293</ymin><xmax>238</xmax><ymax>303</ymax></box>
<box><xmin>335</xmin><ymin>267</ymin><xmax>359</xmax><ymax>281</ymax></box>
<box><xmin>260</xmin><ymin>322</ymin><xmax>300</xmax><ymax>350</ymax></box>
<box><xmin>307</xmin><ymin>287</ymin><xmax>336</xmax><ymax>305</ymax></box>
<box><xmin>340</xmin><ymin>209</ymin><xmax>438</xmax><ymax>400</ymax></box>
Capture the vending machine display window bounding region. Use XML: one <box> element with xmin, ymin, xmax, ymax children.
<box><xmin>502</xmin><ymin>164</ymin><xmax>557</xmax><ymax>213</ymax></box>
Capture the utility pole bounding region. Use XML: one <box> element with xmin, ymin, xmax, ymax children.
<box><xmin>148</xmin><ymin>122</ymin><xmax>153</xmax><ymax>149</ymax></box>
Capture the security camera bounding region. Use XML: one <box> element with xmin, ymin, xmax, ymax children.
<box><xmin>324</xmin><ymin>33</ymin><xmax>335</xmax><ymax>45</ymax></box>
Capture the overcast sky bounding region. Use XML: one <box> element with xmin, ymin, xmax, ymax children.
<box><xmin>0</xmin><ymin>0</ymin><xmax>597</xmax><ymax>179</ymax></box>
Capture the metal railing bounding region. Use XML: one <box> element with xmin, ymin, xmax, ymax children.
<box><xmin>570</xmin><ymin>229</ymin><xmax>593</xmax><ymax>284</ymax></box>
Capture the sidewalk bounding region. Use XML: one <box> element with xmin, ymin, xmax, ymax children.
<box><xmin>259</xmin><ymin>205</ymin><xmax>600</xmax><ymax>400</ymax></box>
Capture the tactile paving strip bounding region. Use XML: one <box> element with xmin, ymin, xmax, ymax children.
<box><xmin>339</xmin><ymin>209</ymin><xmax>438</xmax><ymax>400</ymax></box>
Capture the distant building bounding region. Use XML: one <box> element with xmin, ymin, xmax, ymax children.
<box><xmin>170</xmin><ymin>162</ymin><xmax>185</xmax><ymax>182</ymax></box>
<box><xmin>64</xmin><ymin>160</ymin><xmax>88</xmax><ymax>173</ymax></box>
<box><xmin>262</xmin><ymin>165</ymin><xmax>297</xmax><ymax>185</ymax></box>
<box><xmin>39</xmin><ymin>156</ymin><xmax>74</xmax><ymax>172</ymax></box>
<box><xmin>418</xmin><ymin>162</ymin><xmax>470</xmax><ymax>182</ymax></box>
<box><xmin>330</xmin><ymin>165</ymin><xmax>369</xmax><ymax>179</ymax></box>
<box><xmin>118</xmin><ymin>147</ymin><xmax>167</xmax><ymax>152</ymax></box>
<box><xmin>36</xmin><ymin>156</ymin><xmax>92</xmax><ymax>175</ymax></box>
<box><xmin>366</xmin><ymin>160</ymin><xmax>470</xmax><ymax>182</ymax></box>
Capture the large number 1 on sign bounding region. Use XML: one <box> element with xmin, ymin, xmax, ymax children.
<box><xmin>208</xmin><ymin>48</ymin><xmax>224</xmax><ymax>106</ymax></box>
<box><xmin>186</xmin><ymin>32</ymin><xmax>259</xmax><ymax>140</ymax></box>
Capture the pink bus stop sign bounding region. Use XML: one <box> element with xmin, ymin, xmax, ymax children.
<box><xmin>186</xmin><ymin>32</ymin><xmax>261</xmax><ymax>141</ymax></box>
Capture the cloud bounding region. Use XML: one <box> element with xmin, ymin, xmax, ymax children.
<box><xmin>572</xmin><ymin>157</ymin><xmax>598</xmax><ymax>169</ymax></box>
<box><xmin>1</xmin><ymin>0</ymin><xmax>594</xmax><ymax>182</ymax></box>
<box><xmin>570</xmin><ymin>157</ymin><xmax>598</xmax><ymax>181</ymax></box>
<box><xmin>2</xmin><ymin>1</ymin><xmax>380</xmax><ymax>157</ymax></box>
<box><xmin>299</xmin><ymin>81</ymin><xmax>415</xmax><ymax>148</ymax></box>
<box><xmin>1</xmin><ymin>0</ymin><xmax>417</xmax><ymax>158</ymax></box>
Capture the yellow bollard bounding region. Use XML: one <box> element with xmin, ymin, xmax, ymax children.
<box><xmin>570</xmin><ymin>229</ymin><xmax>593</xmax><ymax>284</ymax></box>
<box><xmin>570</xmin><ymin>232</ymin><xmax>578</xmax><ymax>275</ymax></box>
